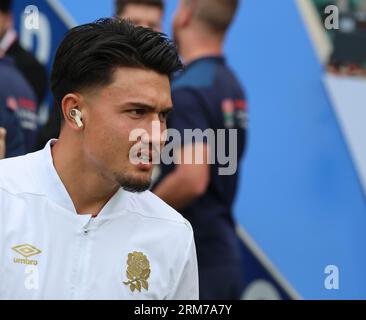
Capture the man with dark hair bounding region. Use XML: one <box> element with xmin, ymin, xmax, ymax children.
<box><xmin>154</xmin><ymin>0</ymin><xmax>246</xmax><ymax>299</ymax></box>
<box><xmin>115</xmin><ymin>0</ymin><xmax>164</xmax><ymax>31</ymax></box>
<box><xmin>0</xmin><ymin>18</ymin><xmax>198</xmax><ymax>300</ymax></box>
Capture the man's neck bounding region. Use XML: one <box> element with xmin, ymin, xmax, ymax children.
<box><xmin>179</xmin><ymin>32</ymin><xmax>224</xmax><ymax>65</ymax></box>
<box><xmin>51</xmin><ymin>137</ymin><xmax>119</xmax><ymax>216</ymax></box>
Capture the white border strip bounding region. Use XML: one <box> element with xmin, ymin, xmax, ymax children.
<box><xmin>236</xmin><ymin>225</ymin><xmax>302</xmax><ymax>300</ymax></box>
<box><xmin>296</xmin><ymin>0</ymin><xmax>333</xmax><ymax>65</ymax></box>
<box><xmin>46</xmin><ymin>0</ymin><xmax>77</xmax><ymax>28</ymax></box>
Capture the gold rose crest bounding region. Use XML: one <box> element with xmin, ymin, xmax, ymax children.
<box><xmin>123</xmin><ymin>251</ymin><xmax>151</xmax><ymax>292</ymax></box>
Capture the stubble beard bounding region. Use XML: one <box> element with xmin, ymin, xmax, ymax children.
<box><xmin>116</xmin><ymin>172</ymin><xmax>152</xmax><ymax>193</ymax></box>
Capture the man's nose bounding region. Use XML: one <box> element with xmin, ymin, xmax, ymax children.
<box><xmin>144</xmin><ymin>119</ymin><xmax>165</xmax><ymax>145</ymax></box>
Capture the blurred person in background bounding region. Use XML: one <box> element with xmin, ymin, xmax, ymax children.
<box><xmin>0</xmin><ymin>0</ymin><xmax>47</xmax><ymax>152</ymax></box>
<box><xmin>153</xmin><ymin>0</ymin><xmax>247</xmax><ymax>300</ymax></box>
<box><xmin>0</xmin><ymin>55</ymin><xmax>32</xmax><ymax>156</ymax></box>
<box><xmin>115</xmin><ymin>0</ymin><xmax>164</xmax><ymax>31</ymax></box>
<box><xmin>0</xmin><ymin>104</ymin><xmax>25</xmax><ymax>159</ymax></box>
<box><xmin>37</xmin><ymin>0</ymin><xmax>165</xmax><ymax>150</ymax></box>
<box><xmin>0</xmin><ymin>0</ymin><xmax>48</xmax><ymax>104</ymax></box>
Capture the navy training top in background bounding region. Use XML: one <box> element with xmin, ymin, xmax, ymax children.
<box><xmin>155</xmin><ymin>56</ymin><xmax>247</xmax><ymax>267</ymax></box>
<box><xmin>0</xmin><ymin>103</ymin><xmax>25</xmax><ymax>159</ymax></box>
<box><xmin>0</xmin><ymin>57</ymin><xmax>38</xmax><ymax>154</ymax></box>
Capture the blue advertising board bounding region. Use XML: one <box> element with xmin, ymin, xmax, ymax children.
<box><xmin>12</xmin><ymin>0</ymin><xmax>75</xmax><ymax>72</ymax></box>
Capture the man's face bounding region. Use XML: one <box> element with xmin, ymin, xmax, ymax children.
<box><xmin>80</xmin><ymin>67</ymin><xmax>172</xmax><ymax>192</ymax></box>
<box><xmin>119</xmin><ymin>4</ymin><xmax>163</xmax><ymax>32</ymax></box>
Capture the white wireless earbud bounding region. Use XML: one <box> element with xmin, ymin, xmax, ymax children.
<box><xmin>70</xmin><ymin>109</ymin><xmax>83</xmax><ymax>128</ymax></box>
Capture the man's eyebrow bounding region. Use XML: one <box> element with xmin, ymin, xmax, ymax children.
<box><xmin>126</xmin><ymin>102</ymin><xmax>173</xmax><ymax>113</ymax></box>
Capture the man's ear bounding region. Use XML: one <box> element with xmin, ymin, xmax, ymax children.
<box><xmin>180</xmin><ymin>0</ymin><xmax>195</xmax><ymax>27</ymax></box>
<box><xmin>61</xmin><ymin>93</ymin><xmax>85</xmax><ymax>130</ymax></box>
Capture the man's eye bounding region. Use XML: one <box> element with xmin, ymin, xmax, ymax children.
<box><xmin>130</xmin><ymin>109</ymin><xmax>146</xmax><ymax>116</ymax></box>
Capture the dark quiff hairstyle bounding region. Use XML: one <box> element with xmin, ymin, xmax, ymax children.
<box><xmin>51</xmin><ymin>18</ymin><xmax>182</xmax><ymax>109</ymax></box>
